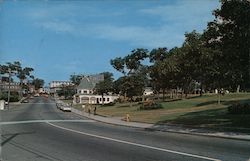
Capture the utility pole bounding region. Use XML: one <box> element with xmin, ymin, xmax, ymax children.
<box><xmin>7</xmin><ymin>68</ymin><xmax>11</xmax><ymax>110</ymax></box>
<box><xmin>7</xmin><ymin>68</ymin><xmax>17</xmax><ymax>110</ymax></box>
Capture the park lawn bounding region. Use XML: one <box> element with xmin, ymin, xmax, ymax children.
<box><xmin>96</xmin><ymin>93</ymin><xmax>250</xmax><ymax>131</ymax></box>
<box><xmin>61</xmin><ymin>99</ymin><xmax>73</xmax><ymax>104</ymax></box>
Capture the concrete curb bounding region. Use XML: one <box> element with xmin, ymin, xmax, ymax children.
<box><xmin>71</xmin><ymin>108</ymin><xmax>152</xmax><ymax>128</ymax></box>
<box><xmin>71</xmin><ymin>107</ymin><xmax>250</xmax><ymax>141</ymax></box>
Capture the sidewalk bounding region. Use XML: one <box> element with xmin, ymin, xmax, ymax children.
<box><xmin>71</xmin><ymin>108</ymin><xmax>250</xmax><ymax>141</ymax></box>
<box><xmin>71</xmin><ymin>108</ymin><xmax>152</xmax><ymax>128</ymax></box>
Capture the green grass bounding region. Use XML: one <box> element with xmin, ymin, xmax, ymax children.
<box><xmin>61</xmin><ymin>99</ymin><xmax>73</xmax><ymax>104</ymax></box>
<box><xmin>96</xmin><ymin>93</ymin><xmax>250</xmax><ymax>133</ymax></box>
<box><xmin>65</xmin><ymin>93</ymin><xmax>250</xmax><ymax>133</ymax></box>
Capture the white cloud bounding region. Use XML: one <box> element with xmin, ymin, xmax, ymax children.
<box><xmin>26</xmin><ymin>0</ymin><xmax>219</xmax><ymax>48</ymax></box>
<box><xmin>38</xmin><ymin>21</ymin><xmax>74</xmax><ymax>33</ymax></box>
<box><xmin>90</xmin><ymin>24</ymin><xmax>184</xmax><ymax>48</ymax></box>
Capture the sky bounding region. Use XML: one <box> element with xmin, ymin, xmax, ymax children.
<box><xmin>0</xmin><ymin>0</ymin><xmax>220</xmax><ymax>85</ymax></box>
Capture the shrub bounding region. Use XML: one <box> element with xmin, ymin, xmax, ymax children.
<box><xmin>228</xmin><ymin>103</ymin><xmax>250</xmax><ymax>114</ymax></box>
<box><xmin>0</xmin><ymin>91</ymin><xmax>20</xmax><ymax>102</ymax></box>
<box><xmin>135</xmin><ymin>97</ymin><xmax>142</xmax><ymax>102</ymax></box>
<box><xmin>140</xmin><ymin>101</ymin><xmax>163</xmax><ymax>110</ymax></box>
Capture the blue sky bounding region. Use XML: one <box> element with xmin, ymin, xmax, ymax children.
<box><xmin>0</xmin><ymin>0</ymin><xmax>219</xmax><ymax>85</ymax></box>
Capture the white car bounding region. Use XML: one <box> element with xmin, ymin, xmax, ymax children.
<box><xmin>60</xmin><ymin>105</ymin><xmax>71</xmax><ymax>112</ymax></box>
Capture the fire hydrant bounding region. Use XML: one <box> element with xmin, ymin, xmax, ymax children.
<box><xmin>126</xmin><ymin>113</ymin><xmax>130</xmax><ymax>122</ymax></box>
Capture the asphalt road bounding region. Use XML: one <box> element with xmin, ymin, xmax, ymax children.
<box><xmin>0</xmin><ymin>97</ymin><xmax>250</xmax><ymax>161</ymax></box>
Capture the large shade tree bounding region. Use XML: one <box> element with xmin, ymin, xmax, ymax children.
<box><xmin>110</xmin><ymin>48</ymin><xmax>149</xmax><ymax>102</ymax></box>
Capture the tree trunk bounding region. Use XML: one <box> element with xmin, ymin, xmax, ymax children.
<box><xmin>162</xmin><ymin>89</ymin><xmax>165</xmax><ymax>101</ymax></box>
<box><xmin>185</xmin><ymin>89</ymin><xmax>188</xmax><ymax>98</ymax></box>
<box><xmin>200</xmin><ymin>83</ymin><xmax>203</xmax><ymax>96</ymax></box>
<box><xmin>142</xmin><ymin>93</ymin><xmax>145</xmax><ymax>109</ymax></box>
<box><xmin>236</xmin><ymin>85</ymin><xmax>240</xmax><ymax>93</ymax></box>
<box><xmin>124</xmin><ymin>91</ymin><xmax>127</xmax><ymax>102</ymax></box>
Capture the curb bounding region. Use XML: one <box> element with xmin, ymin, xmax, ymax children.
<box><xmin>71</xmin><ymin>107</ymin><xmax>250</xmax><ymax>141</ymax></box>
<box><xmin>71</xmin><ymin>108</ymin><xmax>152</xmax><ymax>128</ymax></box>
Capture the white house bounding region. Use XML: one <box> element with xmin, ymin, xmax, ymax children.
<box><xmin>73</xmin><ymin>94</ymin><xmax>118</xmax><ymax>104</ymax></box>
<box><xmin>73</xmin><ymin>76</ymin><xmax>118</xmax><ymax>105</ymax></box>
<box><xmin>144</xmin><ymin>87</ymin><xmax>154</xmax><ymax>96</ymax></box>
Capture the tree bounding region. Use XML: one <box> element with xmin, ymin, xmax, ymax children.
<box><xmin>1</xmin><ymin>61</ymin><xmax>34</xmax><ymax>97</ymax></box>
<box><xmin>148</xmin><ymin>47</ymin><xmax>169</xmax><ymax>100</ymax></box>
<box><xmin>113</xmin><ymin>75</ymin><xmax>145</xmax><ymax>103</ymax></box>
<box><xmin>204</xmin><ymin>0</ymin><xmax>250</xmax><ymax>91</ymax></box>
<box><xmin>95</xmin><ymin>72</ymin><xmax>114</xmax><ymax>105</ymax></box>
<box><xmin>70</xmin><ymin>74</ymin><xmax>83</xmax><ymax>85</ymax></box>
<box><xmin>32</xmin><ymin>78</ymin><xmax>45</xmax><ymax>90</ymax></box>
<box><xmin>57</xmin><ymin>84</ymin><xmax>75</xmax><ymax>99</ymax></box>
<box><xmin>110</xmin><ymin>48</ymin><xmax>149</xmax><ymax>103</ymax></box>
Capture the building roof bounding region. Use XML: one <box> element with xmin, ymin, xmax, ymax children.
<box><xmin>77</xmin><ymin>77</ymin><xmax>95</xmax><ymax>90</ymax></box>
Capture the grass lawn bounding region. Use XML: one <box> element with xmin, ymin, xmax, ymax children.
<box><xmin>96</xmin><ymin>93</ymin><xmax>250</xmax><ymax>132</ymax></box>
<box><xmin>61</xmin><ymin>99</ymin><xmax>73</xmax><ymax>104</ymax></box>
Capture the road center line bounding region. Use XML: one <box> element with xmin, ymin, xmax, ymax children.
<box><xmin>0</xmin><ymin>120</ymin><xmax>95</xmax><ymax>125</ymax></box>
<box><xmin>47</xmin><ymin>122</ymin><xmax>221</xmax><ymax>161</ymax></box>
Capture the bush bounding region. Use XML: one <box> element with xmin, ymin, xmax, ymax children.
<box><xmin>228</xmin><ymin>103</ymin><xmax>250</xmax><ymax>114</ymax></box>
<box><xmin>140</xmin><ymin>101</ymin><xmax>163</xmax><ymax>110</ymax></box>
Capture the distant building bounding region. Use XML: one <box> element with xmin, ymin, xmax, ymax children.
<box><xmin>0</xmin><ymin>77</ymin><xmax>21</xmax><ymax>92</ymax></box>
<box><xmin>49</xmin><ymin>81</ymin><xmax>74</xmax><ymax>96</ymax></box>
<box><xmin>39</xmin><ymin>87</ymin><xmax>50</xmax><ymax>94</ymax></box>
<box><xmin>0</xmin><ymin>82</ymin><xmax>21</xmax><ymax>92</ymax></box>
<box><xmin>49</xmin><ymin>81</ymin><xmax>73</xmax><ymax>88</ymax></box>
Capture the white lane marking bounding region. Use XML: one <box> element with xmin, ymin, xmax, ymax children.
<box><xmin>0</xmin><ymin>120</ymin><xmax>95</xmax><ymax>125</ymax></box>
<box><xmin>47</xmin><ymin>122</ymin><xmax>221</xmax><ymax>161</ymax></box>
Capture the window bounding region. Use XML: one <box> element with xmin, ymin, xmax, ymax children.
<box><xmin>103</xmin><ymin>98</ymin><xmax>105</xmax><ymax>102</ymax></box>
<box><xmin>84</xmin><ymin>90</ymin><xmax>87</xmax><ymax>94</ymax></box>
<box><xmin>107</xmin><ymin>98</ymin><xmax>110</xmax><ymax>102</ymax></box>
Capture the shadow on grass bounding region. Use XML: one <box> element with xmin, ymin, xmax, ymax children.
<box><xmin>159</xmin><ymin>108</ymin><xmax>250</xmax><ymax>133</ymax></box>
<box><xmin>195</xmin><ymin>98</ymin><xmax>250</xmax><ymax>107</ymax></box>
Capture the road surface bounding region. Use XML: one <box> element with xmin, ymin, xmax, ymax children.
<box><xmin>0</xmin><ymin>97</ymin><xmax>249</xmax><ymax>161</ymax></box>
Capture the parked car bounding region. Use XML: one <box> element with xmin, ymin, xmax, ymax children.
<box><xmin>21</xmin><ymin>99</ymin><xmax>29</xmax><ymax>103</ymax></box>
<box><xmin>34</xmin><ymin>93</ymin><xmax>40</xmax><ymax>97</ymax></box>
<box><xmin>56</xmin><ymin>103</ymin><xmax>63</xmax><ymax>109</ymax></box>
<box><xmin>61</xmin><ymin>105</ymin><xmax>71</xmax><ymax>112</ymax></box>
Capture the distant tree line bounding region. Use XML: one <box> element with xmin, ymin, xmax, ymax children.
<box><xmin>0</xmin><ymin>61</ymin><xmax>44</xmax><ymax>98</ymax></box>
